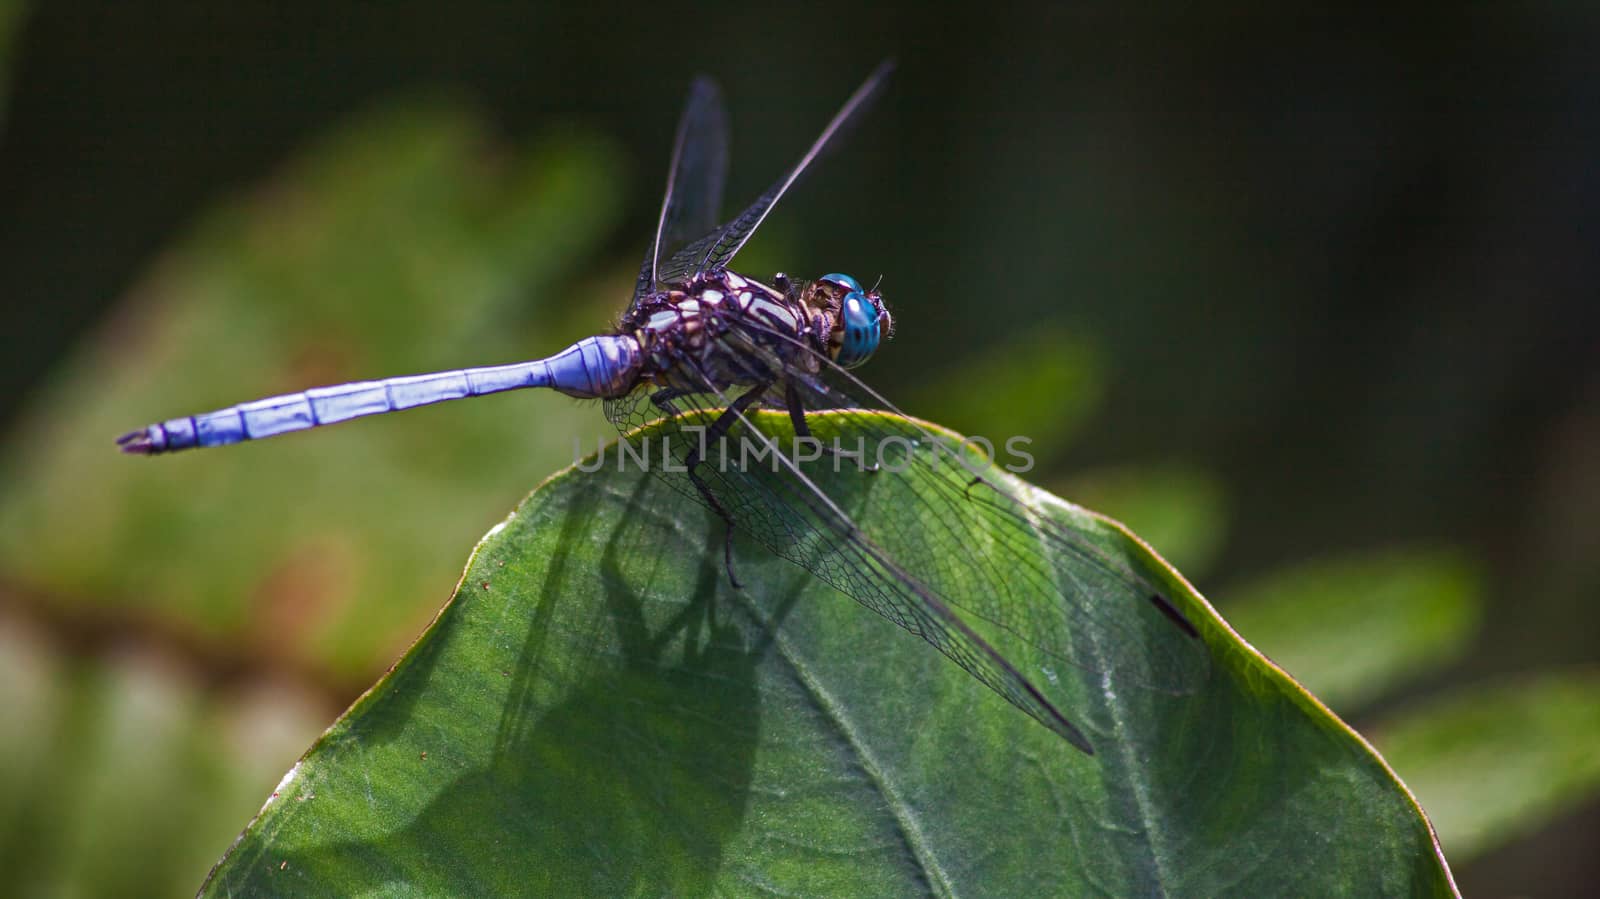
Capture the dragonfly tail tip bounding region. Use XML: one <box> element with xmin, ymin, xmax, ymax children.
<box><xmin>116</xmin><ymin>429</ymin><xmax>158</xmax><ymax>455</ymax></box>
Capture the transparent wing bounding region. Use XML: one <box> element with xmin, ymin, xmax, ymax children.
<box><xmin>602</xmin><ymin>323</ymin><xmax>1210</xmax><ymax>753</ymax></box>
<box><xmin>755</xmin><ymin>326</ymin><xmax>1209</xmax><ymax>691</ymax></box>
<box><xmin>654</xmin><ymin>60</ymin><xmax>894</xmax><ymax>288</ymax></box>
<box><xmin>630</xmin><ymin>76</ymin><xmax>730</xmax><ymax>313</ymax></box>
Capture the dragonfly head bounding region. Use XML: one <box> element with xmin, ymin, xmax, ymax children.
<box><xmin>816</xmin><ymin>273</ymin><xmax>891</xmax><ymax>369</ymax></box>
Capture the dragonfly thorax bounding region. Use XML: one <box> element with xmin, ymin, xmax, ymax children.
<box><xmin>626</xmin><ymin>269</ymin><xmax>816</xmax><ymax>393</ymax></box>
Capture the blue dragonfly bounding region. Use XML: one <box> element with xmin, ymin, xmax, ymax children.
<box><xmin>120</xmin><ymin>62</ymin><xmax>1207</xmax><ymax>754</ymax></box>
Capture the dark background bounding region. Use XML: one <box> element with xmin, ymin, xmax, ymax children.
<box><xmin>2</xmin><ymin>4</ymin><xmax>1596</xmax><ymax>894</ymax></box>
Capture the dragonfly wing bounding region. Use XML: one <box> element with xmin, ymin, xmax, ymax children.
<box><xmin>631</xmin><ymin>76</ymin><xmax>730</xmax><ymax>311</ymax></box>
<box><xmin>604</xmin><ymin>347</ymin><xmax>1203</xmax><ymax>751</ymax></box>
<box><xmin>605</xmin><ymin>377</ymin><xmax>1096</xmax><ymax>753</ymax></box>
<box><xmin>603</xmin><ymin>325</ymin><xmax>1210</xmax><ymax>753</ymax></box>
<box><xmin>652</xmin><ymin>233</ymin><xmax>716</xmax><ymax>291</ymax></box>
<box><xmin>745</xmin><ymin>320</ymin><xmax>1212</xmax><ymax>694</ymax></box>
<box><xmin>655</xmin><ymin>60</ymin><xmax>895</xmax><ymax>288</ymax></box>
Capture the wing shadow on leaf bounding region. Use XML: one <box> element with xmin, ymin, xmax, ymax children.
<box><xmin>271</xmin><ymin>476</ymin><xmax>804</xmax><ymax>896</ymax></box>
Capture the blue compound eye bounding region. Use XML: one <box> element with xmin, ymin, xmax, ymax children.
<box><xmin>819</xmin><ymin>272</ymin><xmax>863</xmax><ymax>294</ymax></box>
<box><xmin>835</xmin><ymin>291</ymin><xmax>882</xmax><ymax>369</ymax></box>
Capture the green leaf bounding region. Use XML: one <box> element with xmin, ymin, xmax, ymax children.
<box><xmin>203</xmin><ymin>416</ymin><xmax>1454</xmax><ymax>896</ymax></box>
<box><xmin>1221</xmin><ymin>549</ymin><xmax>1483</xmax><ymax>713</ymax></box>
<box><xmin>1373</xmin><ymin>669</ymin><xmax>1600</xmax><ymax>862</ymax></box>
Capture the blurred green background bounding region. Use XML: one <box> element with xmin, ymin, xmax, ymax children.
<box><xmin>1</xmin><ymin>4</ymin><xmax>1596</xmax><ymax>896</ymax></box>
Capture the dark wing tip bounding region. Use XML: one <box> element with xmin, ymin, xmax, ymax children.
<box><xmin>1148</xmin><ymin>593</ymin><xmax>1201</xmax><ymax>640</ymax></box>
<box><xmin>1016</xmin><ymin>664</ymin><xmax>1096</xmax><ymax>754</ymax></box>
<box><xmin>1059</xmin><ymin>721</ymin><xmax>1096</xmax><ymax>756</ymax></box>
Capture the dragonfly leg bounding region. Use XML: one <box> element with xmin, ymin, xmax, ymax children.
<box><xmin>650</xmin><ymin>387</ymin><xmax>692</xmax><ymax>406</ymax></box>
<box><xmin>675</xmin><ymin>383</ymin><xmax>767</xmax><ymax>588</ymax></box>
<box><xmin>784</xmin><ymin>382</ymin><xmax>879</xmax><ymax>473</ymax></box>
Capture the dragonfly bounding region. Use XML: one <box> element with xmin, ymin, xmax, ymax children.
<box><xmin>119</xmin><ymin>61</ymin><xmax>1208</xmax><ymax>754</ymax></box>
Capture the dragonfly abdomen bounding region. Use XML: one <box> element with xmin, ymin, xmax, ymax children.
<box><xmin>118</xmin><ymin>335</ymin><xmax>642</xmax><ymax>455</ymax></box>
